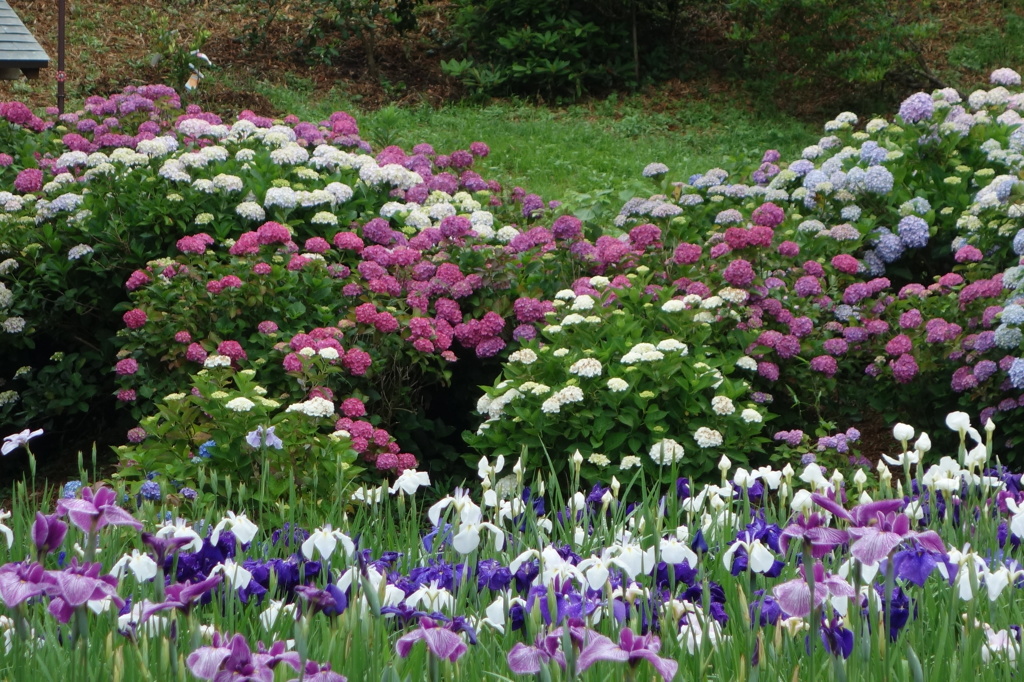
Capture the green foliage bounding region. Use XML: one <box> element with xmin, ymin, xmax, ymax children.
<box><xmin>298</xmin><ymin>0</ymin><xmax>422</xmax><ymax>74</ymax></box>
<box><xmin>725</xmin><ymin>0</ymin><xmax>936</xmax><ymax>101</ymax></box>
<box><xmin>114</xmin><ymin>365</ymin><xmax>361</xmax><ymax>508</ymax></box>
<box><xmin>443</xmin><ymin>0</ymin><xmax>645</xmax><ymax>99</ymax></box>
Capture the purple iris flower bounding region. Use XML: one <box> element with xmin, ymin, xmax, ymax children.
<box><xmin>245</xmin><ymin>425</ymin><xmax>284</xmax><ymax>450</ymax></box>
<box><xmin>817</xmin><ymin>618</ymin><xmax>855</xmax><ymax>658</ymax></box>
<box><xmin>395</xmin><ymin>617</ymin><xmax>468</xmax><ymax>662</ymax></box>
<box><xmin>654</xmin><ymin>559</ymin><xmax>699</xmax><ymax>589</ymax></box>
<box><xmin>891</xmin><ymin>548</ymin><xmax>940</xmax><ymax>586</ymax></box>
<box><xmin>0</xmin><ymin>561</ymin><xmax>54</xmax><ymax>608</ymax></box>
<box><xmin>295</xmin><ymin>583</ymin><xmax>348</xmax><ymax>617</ymax></box>
<box><xmin>56</xmin><ymin>484</ymin><xmax>144</xmax><ymax>533</ymax></box>
<box><xmin>46</xmin><ymin>559</ymin><xmax>124</xmax><ymax>623</ymax></box>
<box><xmin>577</xmin><ymin>628</ymin><xmax>678</xmax><ymax>682</ymax></box>
<box><xmin>290</xmin><ymin>662</ymin><xmax>347</xmax><ymax>682</ymax></box>
<box><xmin>811</xmin><ymin>494</ymin><xmax>946</xmax><ymax>565</ymax></box>
<box><xmin>772</xmin><ymin>562</ymin><xmax>854</xmax><ymax>618</ymax></box>
<box><xmin>31</xmin><ymin>512</ymin><xmax>68</xmax><ymax>561</ymax></box>
<box><xmin>187</xmin><ymin>632</ymin><xmax>300</xmax><ymax>681</ymax></box>
<box><xmin>142</xmin><ymin>532</ymin><xmax>194</xmax><ymax>566</ymax></box>
<box><xmin>749</xmin><ymin>591</ymin><xmax>782</xmax><ymax>625</ymax></box>
<box><xmin>476</xmin><ymin>558</ymin><xmax>513</xmax><ymax>591</ymax></box>
<box><xmin>141</xmin><ymin>574</ymin><xmax>223</xmax><ymax>621</ymax></box>
<box><xmin>778</xmin><ymin>512</ymin><xmax>848</xmax><ymax>558</ymax></box>
<box><xmin>507</xmin><ymin>633</ymin><xmax>566</xmax><ymax>674</ymax></box>
<box><xmin>862</xmin><ymin>584</ymin><xmax>915</xmax><ymax>640</ymax></box>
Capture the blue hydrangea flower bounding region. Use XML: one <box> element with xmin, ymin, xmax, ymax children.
<box><xmin>897</xmin><ymin>215</ymin><xmax>930</xmax><ymax>248</ymax></box>
<box><xmin>1002</xmin><ymin>305</ymin><xmax>1024</xmax><ymax>326</ymax></box>
<box><xmin>875</xmin><ymin>231</ymin><xmax>905</xmax><ymax>263</ymax></box>
<box><xmin>198</xmin><ymin>439</ymin><xmax>217</xmax><ymax>458</ymax></box>
<box><xmin>862</xmin><ymin>249</ymin><xmax>886</xmax><ymax>276</ymax></box>
<box><xmin>859</xmin><ymin>141</ymin><xmax>888</xmax><ymax>165</ymax></box>
<box><xmin>180</xmin><ymin>487</ymin><xmax>198</xmax><ymax>500</ymax></box>
<box><xmin>139</xmin><ymin>481</ymin><xmax>161</xmax><ymax>501</ymax></box>
<box><xmin>61</xmin><ymin>480</ymin><xmax>83</xmax><ymax>499</ymax></box>
<box><xmin>1013</xmin><ymin>230</ymin><xmax>1024</xmax><ymax>256</ymax></box>
<box><xmin>994</xmin><ymin>325</ymin><xmax>1023</xmax><ymax>349</ymax></box>
<box><xmin>840</xmin><ymin>205</ymin><xmax>862</xmax><ymax>221</ymax></box>
<box><xmin>642</xmin><ymin>162</ymin><xmax>669</xmax><ymax>178</ymax></box>
<box><xmin>1009</xmin><ymin>358</ymin><xmax>1024</xmax><ymax>389</ymax></box>
<box><xmin>834</xmin><ymin>305</ymin><xmax>858</xmax><ymax>322</ymax></box>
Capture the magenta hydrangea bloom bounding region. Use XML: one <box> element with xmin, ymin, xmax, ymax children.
<box><xmin>723</xmin><ymin>259</ymin><xmax>755</xmax><ymax>288</ymax></box>
<box><xmin>13</xmin><ymin>168</ymin><xmax>43</xmax><ymax>193</ymax></box>
<box><xmin>122</xmin><ymin>308</ymin><xmax>147</xmax><ymax>329</ymax></box>
<box><xmin>115</xmin><ymin>358</ymin><xmax>139</xmax><ymax>375</ymax></box>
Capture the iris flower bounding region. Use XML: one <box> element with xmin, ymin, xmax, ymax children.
<box><xmin>395</xmin><ymin>617</ymin><xmax>467</xmax><ymax>662</ymax></box>
<box><xmin>56</xmin><ymin>484</ymin><xmax>144</xmax><ymax>533</ymax></box>
<box><xmin>577</xmin><ymin>628</ymin><xmax>678</xmax><ymax>682</ymax></box>
<box><xmin>1</xmin><ymin>428</ymin><xmax>42</xmax><ymax>455</ymax></box>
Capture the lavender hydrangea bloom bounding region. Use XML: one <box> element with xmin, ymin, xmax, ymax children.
<box><xmin>863</xmin><ymin>166</ymin><xmax>895</xmax><ymax>194</ymax></box>
<box><xmin>642</xmin><ymin>162</ymin><xmax>669</xmax><ymax>177</ymax></box>
<box><xmin>991</xmin><ymin>68</ymin><xmax>1022</xmax><ymax>86</ymax></box>
<box><xmin>897</xmin><ymin>215</ymin><xmax>930</xmax><ymax>248</ymax></box>
<box><xmin>899</xmin><ymin>92</ymin><xmax>934</xmax><ymax>124</ymax></box>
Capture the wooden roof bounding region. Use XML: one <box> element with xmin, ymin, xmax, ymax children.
<box><xmin>0</xmin><ymin>1</ymin><xmax>49</xmax><ymax>71</ymax></box>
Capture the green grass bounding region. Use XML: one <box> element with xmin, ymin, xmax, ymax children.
<box><xmin>232</xmin><ymin>73</ymin><xmax>819</xmax><ymax>209</ymax></box>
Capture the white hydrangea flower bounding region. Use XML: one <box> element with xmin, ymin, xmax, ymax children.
<box><xmin>225</xmin><ymin>397</ymin><xmax>255</xmax><ymax>412</ymax></box>
<box><xmin>620</xmin><ymin>456</ymin><xmax>642</xmax><ymax>470</ymax></box>
<box><xmin>509</xmin><ymin>349</ymin><xmax>538</xmax><ymax>364</ymax></box>
<box><xmin>694</xmin><ymin>427</ymin><xmax>724</xmax><ymax>448</ymax></box>
<box><xmin>649</xmin><ymin>438</ymin><xmax>685</xmax><ymax>465</ymax></box>
<box><xmin>711</xmin><ymin>396</ymin><xmax>735</xmax><ymax>416</ymax></box>
<box><xmin>607</xmin><ymin>377</ymin><xmax>629</xmax><ymax>392</ymax></box>
<box><xmin>740</xmin><ymin>408</ymin><xmax>762</xmax><ymax>423</ymax></box>
<box><xmin>569</xmin><ymin>358</ymin><xmax>603</xmax><ymax>378</ymax></box>
<box><xmin>285</xmin><ymin>397</ymin><xmax>335</xmax><ymax>418</ymax></box>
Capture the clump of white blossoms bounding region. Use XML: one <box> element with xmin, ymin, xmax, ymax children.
<box><xmin>741</xmin><ymin>408</ymin><xmax>763</xmax><ymax>423</ymax></box>
<box><xmin>656</xmin><ymin>339</ymin><xmax>688</xmax><ymax>354</ymax></box>
<box><xmin>620</xmin><ymin>455</ymin><xmax>642</xmax><ymax>470</ymax></box>
<box><xmin>540</xmin><ymin>385</ymin><xmax>585</xmax><ymax>414</ymax></box>
<box><xmin>569</xmin><ymin>358</ymin><xmax>603</xmax><ymax>378</ymax></box>
<box><xmin>509</xmin><ymin>348</ymin><xmax>538</xmax><ymax>365</ymax></box>
<box><xmin>285</xmin><ymin>397</ymin><xmax>335</xmax><ymax>418</ymax></box>
<box><xmin>649</xmin><ymin>438</ymin><xmax>686</xmax><ymax>465</ymax></box>
<box><xmin>736</xmin><ymin>356</ymin><xmax>758</xmax><ymax>371</ymax></box>
<box><xmin>661</xmin><ymin>299</ymin><xmax>685</xmax><ymax>313</ymax></box>
<box><xmin>621</xmin><ymin>343</ymin><xmax>664</xmax><ymax>364</ymax></box>
<box><xmin>711</xmin><ymin>396</ymin><xmax>735</xmax><ymax>416</ymax></box>
<box><xmin>570</xmin><ymin>295</ymin><xmax>595</xmax><ymax>311</ymax></box>
<box><xmin>607</xmin><ymin>377</ymin><xmax>629</xmax><ymax>392</ymax></box>
<box><xmin>203</xmin><ymin>355</ymin><xmax>232</xmax><ymax>369</ymax></box>
<box><xmin>225</xmin><ymin>397</ymin><xmax>256</xmax><ymax>412</ymax></box>
<box><xmin>694</xmin><ymin>427</ymin><xmax>724</xmax><ymax>448</ymax></box>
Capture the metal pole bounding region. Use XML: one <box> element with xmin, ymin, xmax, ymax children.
<box><xmin>56</xmin><ymin>0</ymin><xmax>65</xmax><ymax>113</ymax></box>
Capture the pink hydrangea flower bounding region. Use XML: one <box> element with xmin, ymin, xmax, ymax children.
<box><xmin>122</xmin><ymin>308</ymin><xmax>147</xmax><ymax>330</ymax></box>
<box><xmin>115</xmin><ymin>358</ymin><xmax>139</xmax><ymax>375</ymax></box>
